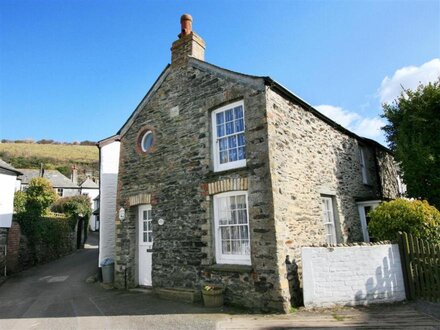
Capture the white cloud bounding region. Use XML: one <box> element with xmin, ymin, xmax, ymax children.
<box><xmin>314</xmin><ymin>105</ymin><xmax>361</xmax><ymax>127</ymax></box>
<box><xmin>315</xmin><ymin>104</ymin><xmax>385</xmax><ymax>140</ymax></box>
<box><xmin>379</xmin><ymin>58</ymin><xmax>440</xmax><ymax>104</ymax></box>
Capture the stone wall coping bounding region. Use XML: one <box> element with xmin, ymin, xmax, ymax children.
<box><xmin>303</xmin><ymin>241</ymin><xmax>393</xmax><ymax>249</ymax></box>
<box><xmin>206</xmin><ymin>264</ymin><xmax>253</xmax><ymax>273</ymax></box>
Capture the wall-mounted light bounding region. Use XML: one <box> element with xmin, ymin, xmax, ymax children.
<box><xmin>158</xmin><ymin>218</ymin><xmax>165</xmax><ymax>226</ymax></box>
<box><xmin>118</xmin><ymin>207</ymin><xmax>126</xmax><ymax>221</ymax></box>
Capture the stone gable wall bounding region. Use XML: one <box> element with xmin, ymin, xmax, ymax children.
<box><xmin>115</xmin><ymin>64</ymin><xmax>289</xmax><ymax>312</ymax></box>
<box><xmin>376</xmin><ymin>150</ymin><xmax>400</xmax><ymax>199</ymax></box>
<box><xmin>265</xmin><ymin>88</ymin><xmax>390</xmax><ymax>304</ymax></box>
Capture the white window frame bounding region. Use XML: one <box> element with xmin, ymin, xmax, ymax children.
<box><xmin>139</xmin><ymin>204</ymin><xmax>153</xmax><ymax>244</ymax></box>
<box><xmin>359</xmin><ymin>146</ymin><xmax>369</xmax><ymax>184</ymax></box>
<box><xmin>211</xmin><ymin>101</ymin><xmax>246</xmax><ymax>172</ymax></box>
<box><xmin>321</xmin><ymin>196</ymin><xmax>337</xmax><ymax>245</ymax></box>
<box><xmin>141</xmin><ymin>131</ymin><xmax>154</xmax><ymax>152</ymax></box>
<box><xmin>357</xmin><ymin>200</ymin><xmax>381</xmax><ymax>242</ymax></box>
<box><xmin>213</xmin><ymin>191</ymin><xmax>251</xmax><ymax>265</ymax></box>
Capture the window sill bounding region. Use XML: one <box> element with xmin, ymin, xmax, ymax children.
<box><xmin>206</xmin><ymin>264</ymin><xmax>253</xmax><ymax>273</ymax></box>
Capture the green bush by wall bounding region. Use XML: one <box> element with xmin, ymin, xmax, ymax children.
<box><xmin>368</xmin><ymin>199</ymin><xmax>440</xmax><ymax>244</ymax></box>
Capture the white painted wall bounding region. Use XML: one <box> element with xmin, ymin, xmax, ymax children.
<box><xmin>98</xmin><ymin>141</ymin><xmax>120</xmax><ymax>266</ymax></box>
<box><xmin>82</xmin><ymin>188</ymin><xmax>99</xmax><ymax>231</ymax></box>
<box><xmin>0</xmin><ymin>172</ymin><xmax>18</xmax><ymax>228</ymax></box>
<box><xmin>302</xmin><ymin>244</ymin><xmax>406</xmax><ymax>307</ymax></box>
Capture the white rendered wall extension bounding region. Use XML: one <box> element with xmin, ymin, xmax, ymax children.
<box><xmin>302</xmin><ymin>244</ymin><xmax>406</xmax><ymax>307</ymax></box>
<box><xmin>98</xmin><ymin>141</ymin><xmax>120</xmax><ymax>266</ymax></box>
<box><xmin>0</xmin><ymin>173</ymin><xmax>18</xmax><ymax>228</ymax></box>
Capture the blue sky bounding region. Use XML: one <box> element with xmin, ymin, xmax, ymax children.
<box><xmin>1</xmin><ymin>0</ymin><xmax>439</xmax><ymax>145</ymax></box>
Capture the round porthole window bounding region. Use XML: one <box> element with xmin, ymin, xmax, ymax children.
<box><xmin>140</xmin><ymin>131</ymin><xmax>154</xmax><ymax>152</ymax></box>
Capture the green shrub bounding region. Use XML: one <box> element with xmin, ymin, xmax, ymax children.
<box><xmin>51</xmin><ymin>195</ymin><xmax>92</xmax><ymax>219</ymax></box>
<box><xmin>24</xmin><ymin>177</ymin><xmax>58</xmax><ymax>217</ymax></box>
<box><xmin>368</xmin><ymin>199</ymin><xmax>440</xmax><ymax>244</ymax></box>
<box><xmin>14</xmin><ymin>190</ymin><xmax>27</xmax><ymax>213</ymax></box>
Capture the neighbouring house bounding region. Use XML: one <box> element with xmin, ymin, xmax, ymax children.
<box><xmin>91</xmin><ymin>195</ymin><xmax>100</xmax><ymax>231</ymax></box>
<box><xmin>97</xmin><ymin>136</ymin><xmax>120</xmax><ymax>267</ymax></box>
<box><xmin>0</xmin><ymin>159</ymin><xmax>22</xmax><ymax>277</ymax></box>
<box><xmin>98</xmin><ymin>15</ymin><xmax>402</xmax><ymax>312</ymax></box>
<box><xmin>0</xmin><ymin>159</ymin><xmax>22</xmax><ymax>229</ymax></box>
<box><xmin>79</xmin><ymin>177</ymin><xmax>99</xmax><ymax>231</ymax></box>
<box><xmin>18</xmin><ymin>168</ymin><xmax>81</xmax><ymax>197</ymax></box>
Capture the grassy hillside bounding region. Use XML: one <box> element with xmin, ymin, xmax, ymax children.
<box><xmin>0</xmin><ymin>143</ymin><xmax>98</xmax><ymax>162</ymax></box>
<box><xmin>0</xmin><ymin>143</ymin><xmax>99</xmax><ymax>181</ymax></box>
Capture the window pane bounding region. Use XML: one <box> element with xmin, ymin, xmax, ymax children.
<box><xmin>217</xmin><ymin>125</ymin><xmax>225</xmax><ymax>137</ymax></box>
<box><xmin>143</xmin><ymin>210</ymin><xmax>147</xmax><ymax>220</ymax></box>
<box><xmin>230</xmin><ymin>210</ymin><xmax>238</xmax><ymax>224</ymax></box>
<box><xmin>236</xmin><ymin>195</ymin><xmax>246</xmax><ymax>208</ymax></box>
<box><xmin>142</xmin><ymin>133</ymin><xmax>154</xmax><ymax>151</ymax></box>
<box><xmin>143</xmin><ymin>233</ymin><xmax>148</xmax><ymax>243</ymax></box>
<box><xmin>221</xmin><ymin>227</ymin><xmax>231</xmax><ymax>239</ymax></box>
<box><xmin>231</xmin><ymin>226</ymin><xmax>239</xmax><ymax>239</ymax></box>
<box><xmin>225</xmin><ymin>109</ymin><xmax>234</xmax><ymax>122</ymax></box>
<box><xmin>234</xmin><ymin>106</ymin><xmax>243</xmax><ymax>119</ymax></box>
<box><xmin>237</xmin><ymin>134</ymin><xmax>245</xmax><ymax>146</ymax></box>
<box><xmin>237</xmin><ymin>210</ymin><xmax>247</xmax><ymax>224</ymax></box>
<box><xmin>231</xmin><ymin>241</ymin><xmax>239</xmax><ymax>254</ymax></box>
<box><xmin>243</xmin><ymin>241</ymin><xmax>250</xmax><ymax>255</ymax></box>
<box><xmin>228</xmin><ymin>136</ymin><xmax>237</xmax><ymax>148</ymax></box>
<box><xmin>216</xmin><ymin>112</ymin><xmax>224</xmax><ymax>124</ymax></box>
<box><xmin>229</xmin><ymin>196</ymin><xmax>237</xmax><ymax>210</ymax></box>
<box><xmin>220</xmin><ymin>151</ymin><xmax>228</xmax><ymax>164</ymax></box>
<box><xmin>226</xmin><ymin>122</ymin><xmax>234</xmax><ymax>135</ymax></box>
<box><xmin>240</xmin><ymin>225</ymin><xmax>249</xmax><ymax>239</ymax></box>
<box><xmin>222</xmin><ymin>240</ymin><xmax>231</xmax><ymax>254</ymax></box>
<box><xmin>219</xmin><ymin>138</ymin><xmax>228</xmax><ymax>151</ymax></box>
<box><xmin>229</xmin><ymin>148</ymin><xmax>238</xmax><ymax>162</ymax></box>
<box><xmin>238</xmin><ymin>147</ymin><xmax>245</xmax><ymax>160</ymax></box>
<box><xmin>143</xmin><ymin>221</ymin><xmax>148</xmax><ymax>231</ymax></box>
<box><xmin>235</xmin><ymin>119</ymin><xmax>244</xmax><ymax>132</ymax></box>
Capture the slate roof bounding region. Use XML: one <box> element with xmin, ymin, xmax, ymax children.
<box><xmin>18</xmin><ymin>169</ymin><xmax>79</xmax><ymax>189</ymax></box>
<box><xmin>0</xmin><ymin>159</ymin><xmax>22</xmax><ymax>175</ymax></box>
<box><xmin>80</xmin><ymin>177</ymin><xmax>99</xmax><ymax>189</ymax></box>
<box><xmin>113</xmin><ymin>58</ymin><xmax>391</xmax><ymax>154</ymax></box>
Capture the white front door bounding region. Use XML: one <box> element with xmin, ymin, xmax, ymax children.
<box><xmin>138</xmin><ymin>204</ymin><xmax>153</xmax><ymax>286</ymax></box>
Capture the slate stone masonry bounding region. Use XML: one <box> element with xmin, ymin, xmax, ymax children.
<box><xmin>113</xmin><ymin>22</ymin><xmax>400</xmax><ymax>312</ymax></box>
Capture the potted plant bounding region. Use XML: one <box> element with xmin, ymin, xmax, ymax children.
<box><xmin>201</xmin><ymin>284</ymin><xmax>224</xmax><ymax>307</ymax></box>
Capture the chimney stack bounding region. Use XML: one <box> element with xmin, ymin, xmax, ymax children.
<box><xmin>71</xmin><ymin>165</ymin><xmax>78</xmax><ymax>185</ymax></box>
<box><xmin>171</xmin><ymin>14</ymin><xmax>205</xmax><ymax>66</ymax></box>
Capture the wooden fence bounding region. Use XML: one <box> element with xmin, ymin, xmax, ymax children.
<box><xmin>398</xmin><ymin>232</ymin><xmax>440</xmax><ymax>302</ymax></box>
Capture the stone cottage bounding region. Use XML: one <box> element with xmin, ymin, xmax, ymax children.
<box><xmin>100</xmin><ymin>14</ymin><xmax>401</xmax><ymax>312</ymax></box>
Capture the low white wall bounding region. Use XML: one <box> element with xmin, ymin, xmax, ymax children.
<box><xmin>302</xmin><ymin>244</ymin><xmax>406</xmax><ymax>307</ymax></box>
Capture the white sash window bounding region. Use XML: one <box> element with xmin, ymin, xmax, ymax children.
<box><xmin>212</xmin><ymin>101</ymin><xmax>246</xmax><ymax>172</ymax></box>
<box><xmin>213</xmin><ymin>191</ymin><xmax>251</xmax><ymax>265</ymax></box>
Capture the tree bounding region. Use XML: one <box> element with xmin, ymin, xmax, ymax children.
<box><xmin>382</xmin><ymin>80</ymin><xmax>440</xmax><ymax>209</ymax></box>
<box><xmin>13</xmin><ymin>191</ymin><xmax>27</xmax><ymax>213</ymax></box>
<box><xmin>51</xmin><ymin>195</ymin><xmax>92</xmax><ymax>219</ymax></box>
<box><xmin>368</xmin><ymin>199</ymin><xmax>440</xmax><ymax>244</ymax></box>
<box><xmin>24</xmin><ymin>177</ymin><xmax>58</xmax><ymax>217</ymax></box>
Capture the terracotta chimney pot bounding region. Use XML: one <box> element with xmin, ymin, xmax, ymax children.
<box><xmin>180</xmin><ymin>14</ymin><xmax>193</xmax><ymax>38</ymax></box>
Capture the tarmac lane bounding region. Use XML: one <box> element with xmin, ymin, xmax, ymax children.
<box><xmin>0</xmin><ymin>232</ymin><xmax>438</xmax><ymax>329</ymax></box>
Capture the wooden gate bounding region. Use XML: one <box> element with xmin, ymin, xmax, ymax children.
<box><xmin>398</xmin><ymin>232</ymin><xmax>440</xmax><ymax>302</ymax></box>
